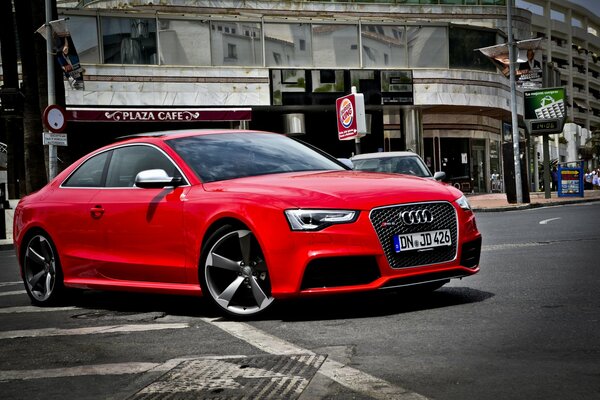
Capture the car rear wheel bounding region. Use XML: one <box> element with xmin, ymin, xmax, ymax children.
<box><xmin>201</xmin><ymin>226</ymin><xmax>274</xmax><ymax>318</ymax></box>
<box><xmin>22</xmin><ymin>233</ymin><xmax>64</xmax><ymax>306</ymax></box>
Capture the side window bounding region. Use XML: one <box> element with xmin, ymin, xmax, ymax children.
<box><xmin>62</xmin><ymin>151</ymin><xmax>110</xmax><ymax>187</ymax></box>
<box><xmin>105</xmin><ymin>145</ymin><xmax>181</xmax><ymax>188</ymax></box>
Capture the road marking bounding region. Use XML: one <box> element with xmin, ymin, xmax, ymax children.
<box><xmin>0</xmin><ymin>281</ymin><xmax>22</xmax><ymax>287</ymax></box>
<box><xmin>540</xmin><ymin>217</ymin><xmax>561</xmax><ymax>225</ymax></box>
<box><xmin>0</xmin><ymin>306</ymin><xmax>79</xmax><ymax>314</ymax></box>
<box><xmin>201</xmin><ymin>318</ymin><xmax>429</xmax><ymax>400</ymax></box>
<box><xmin>0</xmin><ymin>362</ymin><xmax>161</xmax><ymax>382</ymax></box>
<box><xmin>0</xmin><ymin>290</ymin><xmax>26</xmax><ymax>297</ymax></box>
<box><xmin>0</xmin><ymin>323</ymin><xmax>189</xmax><ymax>340</ymax></box>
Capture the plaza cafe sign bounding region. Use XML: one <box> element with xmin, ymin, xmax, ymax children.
<box><xmin>66</xmin><ymin>107</ymin><xmax>252</xmax><ymax>122</ymax></box>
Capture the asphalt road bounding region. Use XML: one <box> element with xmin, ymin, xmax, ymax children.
<box><xmin>1</xmin><ymin>202</ymin><xmax>599</xmax><ymax>399</ymax></box>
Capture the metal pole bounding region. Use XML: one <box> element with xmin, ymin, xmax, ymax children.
<box><xmin>507</xmin><ymin>0</ymin><xmax>523</xmax><ymax>203</ymax></box>
<box><xmin>45</xmin><ymin>0</ymin><xmax>57</xmax><ymax>180</ymax></box>
<box><xmin>543</xmin><ymin>134</ymin><xmax>551</xmax><ymax>198</ymax></box>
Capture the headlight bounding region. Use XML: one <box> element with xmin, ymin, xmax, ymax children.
<box><xmin>455</xmin><ymin>195</ymin><xmax>472</xmax><ymax>211</ymax></box>
<box><xmin>285</xmin><ymin>209</ymin><xmax>358</xmax><ymax>231</ymax></box>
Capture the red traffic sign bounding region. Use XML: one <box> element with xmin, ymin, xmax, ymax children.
<box><xmin>43</xmin><ymin>104</ymin><xmax>67</xmax><ymax>133</ymax></box>
<box><xmin>336</xmin><ymin>94</ymin><xmax>358</xmax><ymax>141</ymax></box>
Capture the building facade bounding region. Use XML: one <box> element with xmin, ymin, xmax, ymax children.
<box><xmin>13</xmin><ymin>0</ymin><xmax>600</xmax><ymax>194</ymax></box>
<box><xmin>517</xmin><ymin>0</ymin><xmax>600</xmax><ymax>172</ymax></box>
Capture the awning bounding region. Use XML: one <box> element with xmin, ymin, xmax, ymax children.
<box><xmin>66</xmin><ymin>107</ymin><xmax>252</xmax><ymax>123</ymax></box>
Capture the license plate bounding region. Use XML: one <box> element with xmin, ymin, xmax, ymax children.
<box><xmin>393</xmin><ymin>229</ymin><xmax>451</xmax><ymax>253</ymax></box>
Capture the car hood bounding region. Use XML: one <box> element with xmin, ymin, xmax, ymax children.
<box><xmin>202</xmin><ymin>170</ymin><xmax>461</xmax><ymax>209</ymax></box>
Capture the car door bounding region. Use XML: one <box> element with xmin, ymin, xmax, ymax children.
<box><xmin>92</xmin><ymin>144</ymin><xmax>188</xmax><ymax>284</ymax></box>
<box><xmin>50</xmin><ymin>150</ymin><xmax>108</xmax><ymax>279</ymax></box>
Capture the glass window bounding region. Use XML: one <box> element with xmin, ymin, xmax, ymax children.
<box><xmin>312</xmin><ymin>24</ymin><xmax>359</xmax><ymax>68</ymax></box>
<box><xmin>449</xmin><ymin>26</ymin><xmax>497</xmax><ymax>71</ymax></box>
<box><xmin>101</xmin><ymin>17</ymin><xmax>157</xmax><ymax>64</ymax></box>
<box><xmin>271</xmin><ymin>70</ymin><xmax>307</xmax><ymax>105</ymax></box>
<box><xmin>106</xmin><ymin>145</ymin><xmax>181</xmax><ymax>188</ymax></box>
<box><xmin>407</xmin><ymin>26</ymin><xmax>448</xmax><ymax>68</ymax></box>
<box><xmin>158</xmin><ymin>19</ymin><xmax>211</xmax><ymax>65</ymax></box>
<box><xmin>361</xmin><ymin>25</ymin><xmax>407</xmax><ymax>68</ymax></box>
<box><xmin>63</xmin><ymin>15</ymin><xmax>100</xmax><ymax>63</ymax></box>
<box><xmin>210</xmin><ymin>21</ymin><xmax>262</xmax><ymax>66</ymax></box>
<box><xmin>62</xmin><ymin>151</ymin><xmax>110</xmax><ymax>188</ymax></box>
<box><xmin>264</xmin><ymin>23</ymin><xmax>312</xmax><ymax>67</ymax></box>
<box><xmin>551</xmin><ymin>9</ymin><xmax>565</xmax><ymax>22</ymax></box>
<box><xmin>311</xmin><ymin>70</ymin><xmax>345</xmax><ymax>92</ymax></box>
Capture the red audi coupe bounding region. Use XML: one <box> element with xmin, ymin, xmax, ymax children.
<box><xmin>14</xmin><ymin>130</ymin><xmax>481</xmax><ymax>317</ymax></box>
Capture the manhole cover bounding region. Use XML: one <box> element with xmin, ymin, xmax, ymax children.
<box><xmin>130</xmin><ymin>354</ymin><xmax>326</xmax><ymax>399</ymax></box>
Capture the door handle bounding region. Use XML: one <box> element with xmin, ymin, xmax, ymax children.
<box><xmin>90</xmin><ymin>205</ymin><xmax>104</xmax><ymax>219</ymax></box>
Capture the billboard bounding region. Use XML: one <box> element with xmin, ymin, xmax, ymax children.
<box><xmin>524</xmin><ymin>87</ymin><xmax>567</xmax><ymax>135</ymax></box>
<box><xmin>477</xmin><ymin>38</ymin><xmax>543</xmax><ymax>89</ymax></box>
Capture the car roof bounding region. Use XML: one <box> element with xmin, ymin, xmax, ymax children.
<box><xmin>351</xmin><ymin>151</ymin><xmax>421</xmax><ymax>160</ymax></box>
<box><xmin>115</xmin><ymin>129</ymin><xmax>272</xmax><ymax>143</ymax></box>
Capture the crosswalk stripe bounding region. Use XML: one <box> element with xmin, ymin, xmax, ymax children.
<box><xmin>0</xmin><ymin>323</ymin><xmax>190</xmax><ymax>340</ymax></box>
<box><xmin>0</xmin><ymin>306</ymin><xmax>79</xmax><ymax>314</ymax></box>
<box><xmin>0</xmin><ymin>290</ymin><xmax>26</xmax><ymax>297</ymax></box>
<box><xmin>0</xmin><ymin>282</ymin><xmax>22</xmax><ymax>287</ymax></box>
<box><xmin>0</xmin><ymin>362</ymin><xmax>161</xmax><ymax>382</ymax></box>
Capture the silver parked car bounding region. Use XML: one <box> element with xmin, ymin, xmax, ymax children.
<box><xmin>351</xmin><ymin>151</ymin><xmax>446</xmax><ymax>181</ymax></box>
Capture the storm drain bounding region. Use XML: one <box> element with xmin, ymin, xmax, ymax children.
<box><xmin>130</xmin><ymin>354</ymin><xmax>326</xmax><ymax>400</ymax></box>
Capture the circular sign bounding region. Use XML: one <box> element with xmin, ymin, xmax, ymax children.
<box><xmin>339</xmin><ymin>98</ymin><xmax>354</xmax><ymax>129</ymax></box>
<box><xmin>43</xmin><ymin>104</ymin><xmax>67</xmax><ymax>133</ymax></box>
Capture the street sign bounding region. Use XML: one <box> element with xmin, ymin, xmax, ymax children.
<box><xmin>336</xmin><ymin>92</ymin><xmax>365</xmax><ymax>141</ymax></box>
<box><xmin>43</xmin><ymin>132</ymin><xmax>68</xmax><ymax>146</ymax></box>
<box><xmin>43</xmin><ymin>104</ymin><xmax>67</xmax><ymax>133</ymax></box>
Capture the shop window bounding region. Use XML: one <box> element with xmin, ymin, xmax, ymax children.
<box><xmin>101</xmin><ymin>17</ymin><xmax>157</xmax><ymax>64</ymax></box>
<box><xmin>62</xmin><ymin>15</ymin><xmax>100</xmax><ymax>63</ymax></box>
<box><xmin>264</xmin><ymin>23</ymin><xmax>312</xmax><ymax>67</ymax></box>
<box><xmin>361</xmin><ymin>25</ymin><xmax>407</xmax><ymax>68</ymax></box>
<box><xmin>211</xmin><ymin>21</ymin><xmax>262</xmax><ymax>66</ymax></box>
<box><xmin>158</xmin><ymin>19</ymin><xmax>211</xmax><ymax>65</ymax></box>
<box><xmin>312</xmin><ymin>24</ymin><xmax>359</xmax><ymax>68</ymax></box>
<box><xmin>407</xmin><ymin>26</ymin><xmax>448</xmax><ymax>68</ymax></box>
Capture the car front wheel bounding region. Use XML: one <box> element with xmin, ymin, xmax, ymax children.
<box><xmin>201</xmin><ymin>226</ymin><xmax>274</xmax><ymax>318</ymax></box>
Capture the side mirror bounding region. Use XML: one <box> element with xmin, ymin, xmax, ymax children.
<box><xmin>433</xmin><ymin>171</ymin><xmax>446</xmax><ymax>181</ymax></box>
<box><xmin>338</xmin><ymin>158</ymin><xmax>354</xmax><ymax>169</ymax></box>
<box><xmin>134</xmin><ymin>169</ymin><xmax>184</xmax><ymax>189</ymax></box>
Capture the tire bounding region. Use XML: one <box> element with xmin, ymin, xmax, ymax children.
<box><xmin>200</xmin><ymin>225</ymin><xmax>274</xmax><ymax>318</ymax></box>
<box><xmin>21</xmin><ymin>232</ymin><xmax>65</xmax><ymax>306</ymax></box>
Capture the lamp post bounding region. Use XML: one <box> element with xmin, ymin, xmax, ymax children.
<box><xmin>507</xmin><ymin>0</ymin><xmax>523</xmax><ymax>203</ymax></box>
<box><xmin>45</xmin><ymin>0</ymin><xmax>57</xmax><ymax>180</ymax></box>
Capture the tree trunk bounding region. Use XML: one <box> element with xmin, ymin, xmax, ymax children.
<box><xmin>14</xmin><ymin>0</ymin><xmax>48</xmax><ymax>193</ymax></box>
<box><xmin>0</xmin><ymin>0</ymin><xmax>25</xmax><ymax>198</ymax></box>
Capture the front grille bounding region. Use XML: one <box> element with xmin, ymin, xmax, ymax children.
<box><xmin>370</xmin><ymin>201</ymin><xmax>458</xmax><ymax>269</ymax></box>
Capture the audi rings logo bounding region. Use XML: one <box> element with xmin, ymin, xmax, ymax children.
<box><xmin>400</xmin><ymin>209</ymin><xmax>434</xmax><ymax>225</ymax></box>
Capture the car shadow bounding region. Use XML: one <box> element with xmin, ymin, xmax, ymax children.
<box><xmin>267</xmin><ymin>287</ymin><xmax>494</xmax><ymax>322</ymax></box>
<box><xmin>63</xmin><ymin>286</ymin><xmax>493</xmax><ymax>322</ymax></box>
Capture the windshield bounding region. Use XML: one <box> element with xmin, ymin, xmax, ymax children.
<box><xmin>167</xmin><ymin>132</ymin><xmax>345</xmax><ymax>183</ymax></box>
<box><xmin>353</xmin><ymin>155</ymin><xmax>432</xmax><ymax>178</ymax></box>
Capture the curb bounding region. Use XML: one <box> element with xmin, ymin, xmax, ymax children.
<box><xmin>0</xmin><ymin>242</ymin><xmax>14</xmax><ymax>251</ymax></box>
<box><xmin>473</xmin><ymin>197</ymin><xmax>600</xmax><ymax>212</ymax></box>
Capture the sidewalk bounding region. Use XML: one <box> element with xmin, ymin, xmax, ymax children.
<box><xmin>468</xmin><ymin>189</ymin><xmax>600</xmax><ymax>212</ymax></box>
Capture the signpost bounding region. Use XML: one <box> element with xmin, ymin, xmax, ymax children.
<box><xmin>523</xmin><ymin>87</ymin><xmax>567</xmax><ymax>199</ymax></box>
